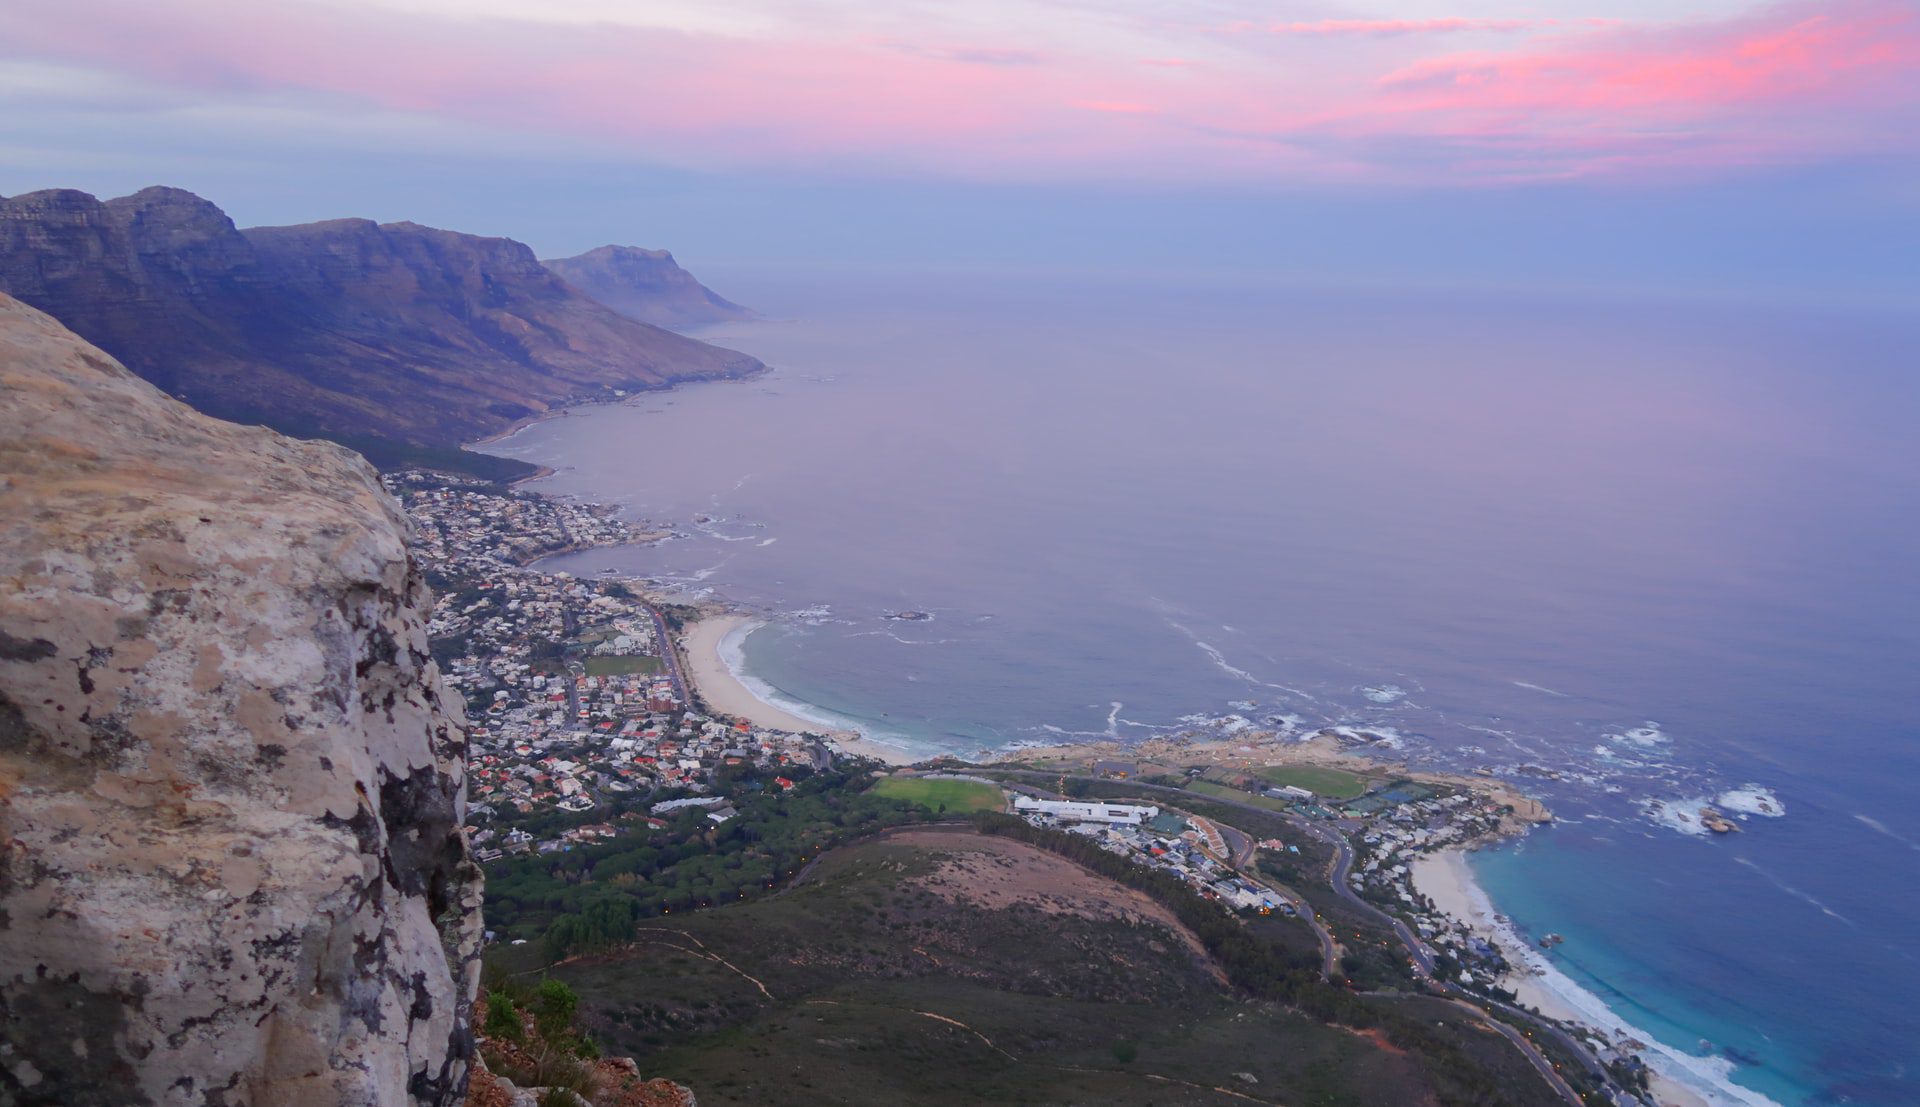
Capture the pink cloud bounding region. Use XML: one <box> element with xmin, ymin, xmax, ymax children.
<box><xmin>1265</xmin><ymin>19</ymin><xmax>1538</xmax><ymax>38</ymax></box>
<box><xmin>1379</xmin><ymin>7</ymin><xmax>1920</xmax><ymax>111</ymax></box>
<box><xmin>0</xmin><ymin>0</ymin><xmax>1915</xmax><ymax>186</ymax></box>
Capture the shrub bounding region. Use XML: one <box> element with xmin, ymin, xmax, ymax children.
<box><xmin>534</xmin><ymin>979</ymin><xmax>580</xmax><ymax>1041</ymax></box>
<box><xmin>482</xmin><ymin>991</ymin><xmax>523</xmax><ymax>1042</ymax></box>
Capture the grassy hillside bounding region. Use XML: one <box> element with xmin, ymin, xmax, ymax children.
<box><xmin>530</xmin><ymin>829</ymin><xmax>1564</xmax><ymax>1107</ymax></box>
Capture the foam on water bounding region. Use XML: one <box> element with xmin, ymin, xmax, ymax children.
<box><xmin>1717</xmin><ymin>785</ymin><xmax>1785</xmax><ymax>819</ymax></box>
<box><xmin>1463</xmin><ymin>856</ymin><xmax>1788</xmax><ymax>1107</ymax></box>
<box><xmin>1854</xmin><ymin>814</ymin><xmax>1920</xmax><ymax>853</ymax></box>
<box><xmin>717</xmin><ymin>620</ymin><xmax>919</xmax><ymax>755</ymax></box>
<box><xmin>1733</xmin><ymin>858</ymin><xmax>1853</xmax><ymax>927</ymax></box>
<box><xmin>1608</xmin><ymin>722</ymin><xmax>1672</xmax><ymax>749</ymax></box>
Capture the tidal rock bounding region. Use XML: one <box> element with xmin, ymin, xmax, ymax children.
<box><xmin>0</xmin><ymin>293</ymin><xmax>481</xmax><ymax>1105</ymax></box>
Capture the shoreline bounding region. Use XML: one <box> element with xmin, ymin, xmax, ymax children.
<box><xmin>679</xmin><ymin>613</ymin><xmax>917</xmax><ymax>766</ymax></box>
<box><xmin>461</xmin><ymin>380</ymin><xmax>911</xmax><ymax>771</ymax></box>
<box><xmin>464</xmin><ymin>382</ymin><xmax>1771</xmax><ymax>1107</ymax></box>
<box><xmin>1411</xmin><ymin>847</ymin><xmax>1774</xmax><ymax>1107</ymax></box>
<box><xmin>466</xmin><ymin>367</ymin><xmax>773</xmax><ymax>486</ymax></box>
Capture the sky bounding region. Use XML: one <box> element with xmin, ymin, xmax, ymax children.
<box><xmin>2</xmin><ymin>0</ymin><xmax>1916</xmax><ymax>299</ymax></box>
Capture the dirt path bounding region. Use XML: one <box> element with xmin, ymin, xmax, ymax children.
<box><xmin>878</xmin><ymin>828</ymin><xmax>1225</xmax><ymax>980</ymax></box>
<box><xmin>631</xmin><ymin>928</ymin><xmax>776</xmax><ymax>1001</ymax></box>
<box><xmin>804</xmin><ymin>998</ymin><xmax>1292</xmax><ymax>1106</ymax></box>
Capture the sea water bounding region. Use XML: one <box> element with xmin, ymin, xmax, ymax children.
<box><xmin>483</xmin><ymin>269</ymin><xmax>1920</xmax><ymax>1105</ymax></box>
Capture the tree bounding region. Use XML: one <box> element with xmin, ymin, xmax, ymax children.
<box><xmin>533</xmin><ymin>979</ymin><xmax>579</xmax><ymax>1041</ymax></box>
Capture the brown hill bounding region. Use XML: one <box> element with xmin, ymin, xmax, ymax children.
<box><xmin>0</xmin><ymin>187</ymin><xmax>765</xmax><ymax>473</ymax></box>
<box><xmin>544</xmin><ymin>244</ymin><xmax>752</xmax><ymax>331</ymax></box>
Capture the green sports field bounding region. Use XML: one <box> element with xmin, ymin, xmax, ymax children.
<box><xmin>870</xmin><ymin>776</ymin><xmax>1006</xmax><ymax>813</ymax></box>
<box><xmin>584</xmin><ymin>654</ymin><xmax>663</xmax><ymax>677</ymax></box>
<box><xmin>1255</xmin><ymin>765</ymin><xmax>1372</xmax><ymax>800</ymax></box>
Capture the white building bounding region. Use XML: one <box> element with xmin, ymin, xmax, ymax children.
<box><xmin>1014</xmin><ymin>796</ymin><xmax>1160</xmax><ymax>826</ymax></box>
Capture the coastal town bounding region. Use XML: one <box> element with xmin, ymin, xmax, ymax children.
<box><xmin>385</xmin><ymin>471</ymin><xmax>838</xmax><ymax>864</ymax></box>
<box><xmin>390</xmin><ymin>468</ymin><xmax>1672</xmax><ymax>1107</ymax></box>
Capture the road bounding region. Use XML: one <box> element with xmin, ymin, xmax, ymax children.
<box><xmin>643</xmin><ymin>601</ymin><xmax>691</xmax><ymax>704</ymax></box>
<box><xmin>980</xmin><ymin>769</ymin><xmax>1617</xmax><ymax>1106</ymax></box>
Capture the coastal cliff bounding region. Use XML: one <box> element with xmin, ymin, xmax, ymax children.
<box><xmin>543</xmin><ymin>246</ymin><xmax>751</xmax><ymax>331</ymax></box>
<box><xmin>0</xmin><ymin>188</ymin><xmax>765</xmax><ymax>470</ymax></box>
<box><xmin>0</xmin><ymin>293</ymin><xmax>482</xmax><ymax>1104</ymax></box>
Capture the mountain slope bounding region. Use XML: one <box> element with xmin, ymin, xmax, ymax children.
<box><xmin>543</xmin><ymin>245</ymin><xmax>752</xmax><ymax>330</ymax></box>
<box><xmin>0</xmin><ymin>293</ymin><xmax>481</xmax><ymax>1105</ymax></box>
<box><xmin>0</xmin><ymin>187</ymin><xmax>765</xmax><ymax>468</ymax></box>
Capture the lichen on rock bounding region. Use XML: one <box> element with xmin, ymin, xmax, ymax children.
<box><xmin>0</xmin><ymin>293</ymin><xmax>481</xmax><ymax>1105</ymax></box>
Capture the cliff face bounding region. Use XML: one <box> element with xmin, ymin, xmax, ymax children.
<box><xmin>0</xmin><ymin>294</ymin><xmax>482</xmax><ymax>1105</ymax></box>
<box><xmin>0</xmin><ymin>188</ymin><xmax>765</xmax><ymax>456</ymax></box>
<box><xmin>543</xmin><ymin>245</ymin><xmax>751</xmax><ymax>331</ymax></box>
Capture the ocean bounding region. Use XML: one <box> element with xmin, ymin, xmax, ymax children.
<box><xmin>481</xmin><ymin>268</ymin><xmax>1920</xmax><ymax>1105</ymax></box>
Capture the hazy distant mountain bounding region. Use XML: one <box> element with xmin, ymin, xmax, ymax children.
<box><xmin>544</xmin><ymin>244</ymin><xmax>752</xmax><ymax>331</ymax></box>
<box><xmin>0</xmin><ymin>187</ymin><xmax>764</xmax><ymax>474</ymax></box>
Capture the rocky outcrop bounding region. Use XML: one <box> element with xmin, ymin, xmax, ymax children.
<box><xmin>0</xmin><ymin>294</ymin><xmax>482</xmax><ymax>1105</ymax></box>
<box><xmin>0</xmin><ymin>188</ymin><xmax>765</xmax><ymax>462</ymax></box>
<box><xmin>543</xmin><ymin>246</ymin><xmax>751</xmax><ymax>331</ymax></box>
<box><xmin>464</xmin><ymin>1054</ymin><xmax>696</xmax><ymax>1107</ymax></box>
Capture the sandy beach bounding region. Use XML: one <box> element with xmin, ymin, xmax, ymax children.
<box><xmin>679</xmin><ymin>613</ymin><xmax>917</xmax><ymax>766</ymax></box>
<box><xmin>1411</xmin><ymin>850</ymin><xmax>1713</xmax><ymax>1107</ymax></box>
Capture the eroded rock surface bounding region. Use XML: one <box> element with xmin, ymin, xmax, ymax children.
<box><xmin>0</xmin><ymin>294</ymin><xmax>481</xmax><ymax>1105</ymax></box>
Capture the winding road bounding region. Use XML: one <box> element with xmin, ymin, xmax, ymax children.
<box><xmin>980</xmin><ymin>769</ymin><xmax>1623</xmax><ymax>1107</ymax></box>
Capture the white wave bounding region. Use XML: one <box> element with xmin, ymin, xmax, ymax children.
<box><xmin>757</xmin><ymin>537</ymin><xmax>778</xmax><ymax>547</ymax></box>
<box><xmin>1855</xmin><ymin>813</ymin><xmax>1920</xmax><ymax>852</ymax></box>
<box><xmin>686</xmin><ymin>556</ymin><xmax>736</xmax><ymax>583</ymax></box>
<box><xmin>693</xmin><ymin>521</ymin><xmax>759</xmax><ymax>543</ymax></box>
<box><xmin>1641</xmin><ymin>796</ymin><xmax>1713</xmax><ymax>836</ymax></box>
<box><xmin>1165</xmin><ymin>618</ymin><xmax>1322</xmax><ymax>701</ymax></box>
<box><xmin>1607</xmin><ymin>722</ymin><xmax>1671</xmax><ymax>749</ymax></box>
<box><xmin>1195</xmin><ymin>637</ymin><xmax>1260</xmax><ymax>683</ymax></box>
<box><xmin>715</xmin><ymin>621</ymin><xmax>859</xmax><ymax>737</ymax></box>
<box><xmin>1448</xmin><ymin>859</ymin><xmax>1787</xmax><ymax>1107</ymax></box>
<box><xmin>1361</xmin><ymin>683</ymin><xmax>1406</xmax><ymax>704</ymax></box>
<box><xmin>1511</xmin><ymin>680</ymin><xmax>1572</xmax><ymax>698</ymax></box>
<box><xmin>1105</xmin><ymin>701</ymin><xmax>1123</xmax><ymax>737</ymax></box>
<box><xmin>1326</xmin><ymin>724</ymin><xmax>1408</xmax><ymax>749</ymax></box>
<box><xmin>715</xmin><ymin>621</ymin><xmax>920</xmax><ymax>755</ymax></box>
<box><xmin>1717</xmin><ymin>786</ymin><xmax>1785</xmax><ymax>819</ymax></box>
<box><xmin>1733</xmin><ymin>857</ymin><xmax>1854</xmax><ymax>926</ymax></box>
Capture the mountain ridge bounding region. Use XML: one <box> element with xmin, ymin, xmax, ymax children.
<box><xmin>544</xmin><ymin>243</ymin><xmax>753</xmax><ymax>331</ymax></box>
<box><xmin>0</xmin><ymin>187</ymin><xmax>765</xmax><ymax>475</ymax></box>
